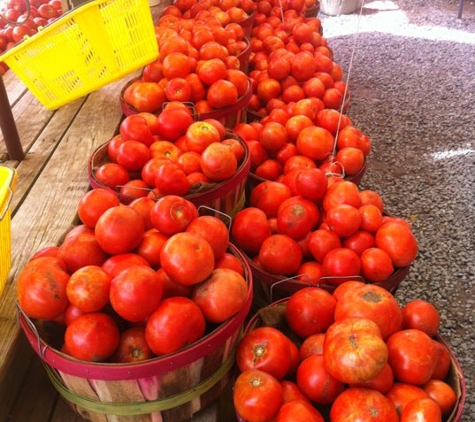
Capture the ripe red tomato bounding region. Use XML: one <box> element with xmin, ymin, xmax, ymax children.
<box><xmin>185</xmin><ymin>120</ymin><xmax>221</xmax><ymax>153</ymax></box>
<box><xmin>94</xmin><ymin>162</ymin><xmax>130</xmax><ymax>191</ymax></box>
<box><xmin>330</xmin><ymin>388</ymin><xmax>399</xmax><ymax>422</ymax></box>
<box><xmin>386</xmin><ymin>382</ymin><xmax>430</xmax><ymax>416</ymax></box>
<box><xmin>325</xmin><ymin>203</ymin><xmax>361</xmax><ymax>237</ymax></box>
<box><xmin>123</xmin><ymin>81</ymin><xmax>166</xmax><ymax>113</ymax></box>
<box><xmin>155</xmin><ymin>162</ymin><xmax>190</xmax><ymax>196</ymax></box>
<box><xmin>297</xmin><ymin>354</ymin><xmax>345</xmax><ymax>405</ymax></box>
<box><xmin>334</xmin><ymin>283</ymin><xmax>403</xmax><ymax>340</ymax></box>
<box><xmin>66</xmin><ymin>265</ymin><xmax>111</xmax><ymax>312</ymax></box>
<box><xmin>95</xmin><ymin>206</ymin><xmax>145</xmax><ymax>255</ymax></box>
<box><xmin>236</xmin><ymin>326</ymin><xmax>293</xmax><ymax>380</ymax></box>
<box><xmin>119</xmin><ymin>114</ymin><xmax>154</xmax><ymax>145</ymax></box>
<box><xmin>401</xmin><ymin>299</ymin><xmax>440</xmax><ymax>337</ymax></box>
<box><xmin>299</xmin><ymin>333</ymin><xmax>326</xmax><ymax>361</ymax></box>
<box><xmin>233</xmin><ymin>369</ymin><xmax>283</xmax><ymax>422</ymax></box>
<box><xmin>57</xmin><ymin>226</ymin><xmax>109</xmax><ymax>273</ymax></box>
<box><xmin>160</xmin><ymin>232</ymin><xmax>215</xmax><ymax>286</ymax></box>
<box><xmin>250</xmin><ymin>181</ymin><xmax>292</xmax><ymax>218</ymax></box>
<box><xmin>277</xmin><ymin>197</ymin><xmax>320</xmax><ymax>240</ymax></box>
<box><xmin>109</xmin><ymin>265</ymin><xmax>163</xmax><ymax>322</ymax></box>
<box><xmin>150</xmin><ymin>195</ymin><xmax>198</xmax><ymax>235</ymax></box>
<box><xmin>375</xmin><ymin>221</ymin><xmax>418</xmax><ymax>268</ymax></box>
<box><xmin>343</xmin><ymin>230</ymin><xmax>376</xmax><ymax>256</ymax></box>
<box><xmin>350</xmin><ymin>361</ymin><xmax>395</xmax><ymax>394</ymax></box>
<box><xmin>64</xmin><ymin>312</ymin><xmax>120</xmax><ymax>362</ymax></box>
<box><xmin>294</xmin><ymin>168</ymin><xmax>328</xmax><ymax>201</ymax></box>
<box><xmin>155</xmin><ymin>105</ymin><xmax>194</xmax><ymax>141</ymax></box>
<box><xmin>296</xmin><ymin>125</ymin><xmax>334</xmax><ymax>161</ymax></box>
<box><xmin>322</xmin><ymin>180</ymin><xmax>361</xmax><ymax>212</ymax></box>
<box><xmin>101</xmin><ymin>252</ymin><xmax>150</xmax><ymax>278</ymax></box>
<box><xmin>307</xmin><ymin>228</ymin><xmax>342</xmax><ymax>264</ymax></box>
<box><xmin>200</xmin><ymin>141</ymin><xmax>238</xmax><ymax>182</ymax></box>
<box><xmin>387</xmin><ymin>329</ymin><xmax>438</xmax><ymax>385</ymax></box>
<box><xmin>321</xmin><ymin>247</ymin><xmax>361</xmax><ymax>282</ymax></box>
<box><xmin>324</xmin><ymin>317</ymin><xmax>389</xmax><ymax>384</ymax></box>
<box><xmin>77</xmin><ymin>188</ymin><xmax>120</xmax><ymax>229</ymax></box>
<box><xmin>111</xmin><ymin>327</ymin><xmax>154</xmax><ymax>363</ymax></box>
<box><xmin>17</xmin><ymin>257</ymin><xmax>70</xmax><ymax>320</ymax></box>
<box><xmin>276</xmin><ymin>399</ymin><xmax>324</xmax><ymax>422</ymax></box>
<box><xmin>185</xmin><ymin>215</ymin><xmax>230</xmax><ymax>259</ymax></box>
<box><xmin>360</xmin><ymin>247</ymin><xmax>394</xmax><ymax>282</ymax></box>
<box><xmin>400</xmin><ymin>397</ymin><xmax>442</xmax><ymax>422</ymax></box>
<box><xmin>431</xmin><ymin>340</ymin><xmax>451</xmax><ymax>380</ymax></box>
<box><xmin>285</xmin><ymin>287</ymin><xmax>336</xmax><ymax>338</ymax></box>
<box><xmin>422</xmin><ymin>379</ymin><xmax>457</xmax><ymax>417</ymax></box>
<box><xmin>145</xmin><ymin>296</ymin><xmax>206</xmax><ymax>356</ymax></box>
<box><xmin>191</xmin><ymin>268</ymin><xmax>248</xmax><ymax>323</ymax></box>
<box><xmin>231</xmin><ymin>207</ymin><xmax>272</xmax><ymax>255</ymax></box>
<box><xmin>258</xmin><ymin>234</ymin><xmax>303</xmax><ymax>276</ymax></box>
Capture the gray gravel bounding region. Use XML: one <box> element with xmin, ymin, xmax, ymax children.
<box><xmin>318</xmin><ymin>1</ymin><xmax>474</xmax><ymax>420</ymax></box>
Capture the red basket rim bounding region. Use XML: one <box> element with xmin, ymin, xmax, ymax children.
<box><xmin>19</xmin><ymin>243</ymin><xmax>253</xmax><ymax>381</ymax></box>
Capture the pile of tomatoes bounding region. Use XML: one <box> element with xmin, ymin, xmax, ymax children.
<box><xmin>17</xmin><ymin>191</ymin><xmax>250</xmax><ymax>363</ymax></box>
<box><xmin>92</xmin><ymin>106</ymin><xmax>247</xmax><ymax>202</ymax></box>
<box><xmin>233</xmin><ymin>282</ymin><xmax>458</xmax><ymax>422</ymax></box>
<box><xmin>0</xmin><ymin>0</ymin><xmax>63</xmax><ymax>74</ymax></box>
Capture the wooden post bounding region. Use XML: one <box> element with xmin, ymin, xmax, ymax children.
<box><xmin>0</xmin><ymin>77</ymin><xmax>24</xmax><ymax>161</ymax></box>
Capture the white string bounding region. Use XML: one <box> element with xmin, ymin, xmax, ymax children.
<box><xmin>330</xmin><ymin>0</ymin><xmax>366</xmax><ymax>160</ymax></box>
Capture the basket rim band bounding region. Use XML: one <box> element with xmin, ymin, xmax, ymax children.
<box><xmin>43</xmin><ymin>343</ymin><xmax>237</xmax><ymax>415</ymax></box>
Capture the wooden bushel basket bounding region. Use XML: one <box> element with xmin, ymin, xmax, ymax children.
<box><xmin>18</xmin><ymin>244</ymin><xmax>253</xmax><ymax>422</ymax></box>
<box><xmin>236</xmin><ymin>299</ymin><xmax>466</xmax><ymax>422</ymax></box>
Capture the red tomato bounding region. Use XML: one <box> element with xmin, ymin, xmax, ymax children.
<box><xmin>323</xmin><ymin>317</ymin><xmax>389</xmax><ymax>384</ymax></box>
<box><xmin>297</xmin><ymin>354</ymin><xmax>345</xmax><ymax>405</ymax></box>
<box><xmin>307</xmin><ymin>228</ymin><xmax>342</xmax><ymax>264</ymax></box>
<box><xmin>422</xmin><ymin>379</ymin><xmax>457</xmax><ymax>417</ymax></box>
<box><xmin>231</xmin><ymin>207</ymin><xmax>272</xmax><ymax>255</ymax></box>
<box><xmin>236</xmin><ymin>326</ymin><xmax>293</xmax><ymax>380</ymax></box>
<box><xmin>375</xmin><ymin>221</ymin><xmax>418</xmax><ymax>268</ymax></box>
<box><xmin>350</xmin><ymin>361</ymin><xmax>395</xmax><ymax>394</ymax></box>
<box><xmin>160</xmin><ymin>232</ymin><xmax>215</xmax><ymax>286</ymax></box>
<box><xmin>276</xmin><ymin>399</ymin><xmax>325</xmax><ymax>422</ymax></box>
<box><xmin>337</xmin><ymin>125</ymin><xmax>371</xmax><ymax>157</ymax></box>
<box><xmin>64</xmin><ymin>313</ymin><xmax>120</xmax><ymax>362</ymax></box>
<box><xmin>145</xmin><ymin>296</ymin><xmax>206</xmax><ymax>356</ymax></box>
<box><xmin>135</xmin><ymin>231</ymin><xmax>169</xmax><ymax>269</ymax></box>
<box><xmin>102</xmin><ymin>253</ymin><xmax>150</xmax><ymax>278</ymax></box>
<box><xmin>185</xmin><ymin>120</ymin><xmax>221</xmax><ymax>153</ymax></box>
<box><xmin>299</xmin><ymin>333</ymin><xmax>326</xmax><ymax>361</ymax></box>
<box><xmin>155</xmin><ymin>106</ymin><xmax>194</xmax><ymax>141</ymax></box>
<box><xmin>115</xmin><ymin>140</ymin><xmax>151</xmax><ymax>172</ymax></box>
<box><xmin>325</xmin><ymin>203</ymin><xmax>361</xmax><ymax>237</ymax></box>
<box><xmin>119</xmin><ymin>114</ymin><xmax>154</xmax><ymax>145</ymax></box>
<box><xmin>386</xmin><ymin>329</ymin><xmax>438</xmax><ymax>385</ymax></box>
<box><xmin>155</xmin><ymin>162</ymin><xmax>190</xmax><ymax>196</ymax></box>
<box><xmin>111</xmin><ymin>327</ymin><xmax>155</xmax><ymax>363</ymax></box>
<box><xmin>400</xmin><ymin>397</ymin><xmax>442</xmax><ymax>422</ymax></box>
<box><xmin>321</xmin><ymin>247</ymin><xmax>361</xmax><ymax>282</ymax></box>
<box><xmin>401</xmin><ymin>299</ymin><xmax>440</xmax><ymax>337</ymax></box>
<box><xmin>94</xmin><ymin>162</ymin><xmax>130</xmax><ymax>190</ymax></box>
<box><xmin>233</xmin><ymin>369</ymin><xmax>283</xmax><ymax>422</ymax></box>
<box><xmin>186</xmin><ymin>215</ymin><xmax>229</xmax><ymax>259</ymax></box>
<box><xmin>277</xmin><ymin>197</ymin><xmax>320</xmax><ymax>240</ymax></box>
<box><xmin>191</xmin><ymin>268</ymin><xmax>248</xmax><ymax>323</ymax></box>
<box><xmin>109</xmin><ymin>265</ymin><xmax>163</xmax><ymax>322</ymax></box>
<box><xmin>95</xmin><ymin>206</ymin><xmax>145</xmax><ymax>255</ymax></box>
<box><xmin>57</xmin><ymin>226</ymin><xmax>109</xmax><ymax>273</ymax></box>
<box><xmin>150</xmin><ymin>195</ymin><xmax>198</xmax><ymax>235</ymax></box>
<box><xmin>294</xmin><ymin>168</ymin><xmax>328</xmax><ymax>201</ymax></box>
<box><xmin>330</xmin><ymin>388</ymin><xmax>399</xmax><ymax>422</ymax></box>
<box><xmin>296</xmin><ymin>125</ymin><xmax>334</xmax><ymax>161</ymax></box>
<box><xmin>280</xmin><ymin>380</ymin><xmax>311</xmax><ymax>404</ymax></box>
<box><xmin>360</xmin><ymin>247</ymin><xmax>395</xmax><ymax>282</ymax></box>
<box><xmin>200</xmin><ymin>141</ymin><xmax>238</xmax><ymax>181</ymax></box>
<box><xmin>258</xmin><ymin>234</ymin><xmax>303</xmax><ymax>276</ymax></box>
<box><xmin>386</xmin><ymin>382</ymin><xmax>430</xmax><ymax>416</ymax></box>
<box><xmin>334</xmin><ymin>283</ymin><xmax>402</xmax><ymax>340</ymax></box>
<box><xmin>123</xmin><ymin>81</ymin><xmax>166</xmax><ymax>114</ymax></box>
<box><xmin>66</xmin><ymin>265</ymin><xmax>111</xmax><ymax>312</ymax></box>
<box><xmin>77</xmin><ymin>189</ymin><xmax>120</xmax><ymax>229</ymax></box>
<box><xmin>213</xmin><ymin>251</ymin><xmax>245</xmax><ymax>275</ymax></box>
<box><xmin>285</xmin><ymin>287</ymin><xmax>336</xmax><ymax>338</ymax></box>
<box><xmin>431</xmin><ymin>340</ymin><xmax>451</xmax><ymax>380</ymax></box>
<box><xmin>17</xmin><ymin>257</ymin><xmax>70</xmax><ymax>320</ymax></box>
<box><xmin>322</xmin><ymin>180</ymin><xmax>361</xmax><ymax>211</ymax></box>
<box><xmin>250</xmin><ymin>181</ymin><xmax>292</xmax><ymax>218</ymax></box>
<box><xmin>343</xmin><ymin>230</ymin><xmax>376</xmax><ymax>256</ymax></box>
<box><xmin>157</xmin><ymin>267</ymin><xmax>193</xmax><ymax>299</ymax></box>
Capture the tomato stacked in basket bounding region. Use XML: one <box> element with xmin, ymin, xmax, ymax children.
<box><xmin>17</xmin><ymin>190</ymin><xmax>250</xmax><ymax>362</ymax></box>
<box><xmin>233</xmin><ymin>284</ymin><xmax>458</xmax><ymax>422</ymax></box>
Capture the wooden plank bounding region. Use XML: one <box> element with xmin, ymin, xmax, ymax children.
<box><xmin>0</xmin><ymin>72</ymin><xmax>139</xmax><ymax>414</ymax></box>
<box><xmin>6</xmin><ymin>354</ymin><xmax>59</xmax><ymax>422</ymax></box>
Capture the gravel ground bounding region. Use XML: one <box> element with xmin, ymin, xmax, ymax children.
<box><xmin>318</xmin><ymin>1</ymin><xmax>474</xmax><ymax>419</ymax></box>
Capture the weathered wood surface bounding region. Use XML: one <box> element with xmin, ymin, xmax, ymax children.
<box><xmin>0</xmin><ymin>3</ymin><xmax>237</xmax><ymax>421</ymax></box>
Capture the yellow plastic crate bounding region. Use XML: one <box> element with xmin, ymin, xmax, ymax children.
<box><xmin>0</xmin><ymin>0</ymin><xmax>159</xmax><ymax>110</ymax></box>
<box><xmin>0</xmin><ymin>165</ymin><xmax>16</xmax><ymax>297</ymax></box>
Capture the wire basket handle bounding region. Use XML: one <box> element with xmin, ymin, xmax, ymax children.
<box><xmin>0</xmin><ymin>0</ymin><xmax>32</xmax><ymax>26</ymax></box>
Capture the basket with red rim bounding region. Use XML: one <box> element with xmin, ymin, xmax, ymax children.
<box><xmin>18</xmin><ymin>243</ymin><xmax>253</xmax><ymax>422</ymax></box>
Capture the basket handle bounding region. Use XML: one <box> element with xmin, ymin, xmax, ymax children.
<box><xmin>0</xmin><ymin>0</ymin><xmax>32</xmax><ymax>26</ymax></box>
